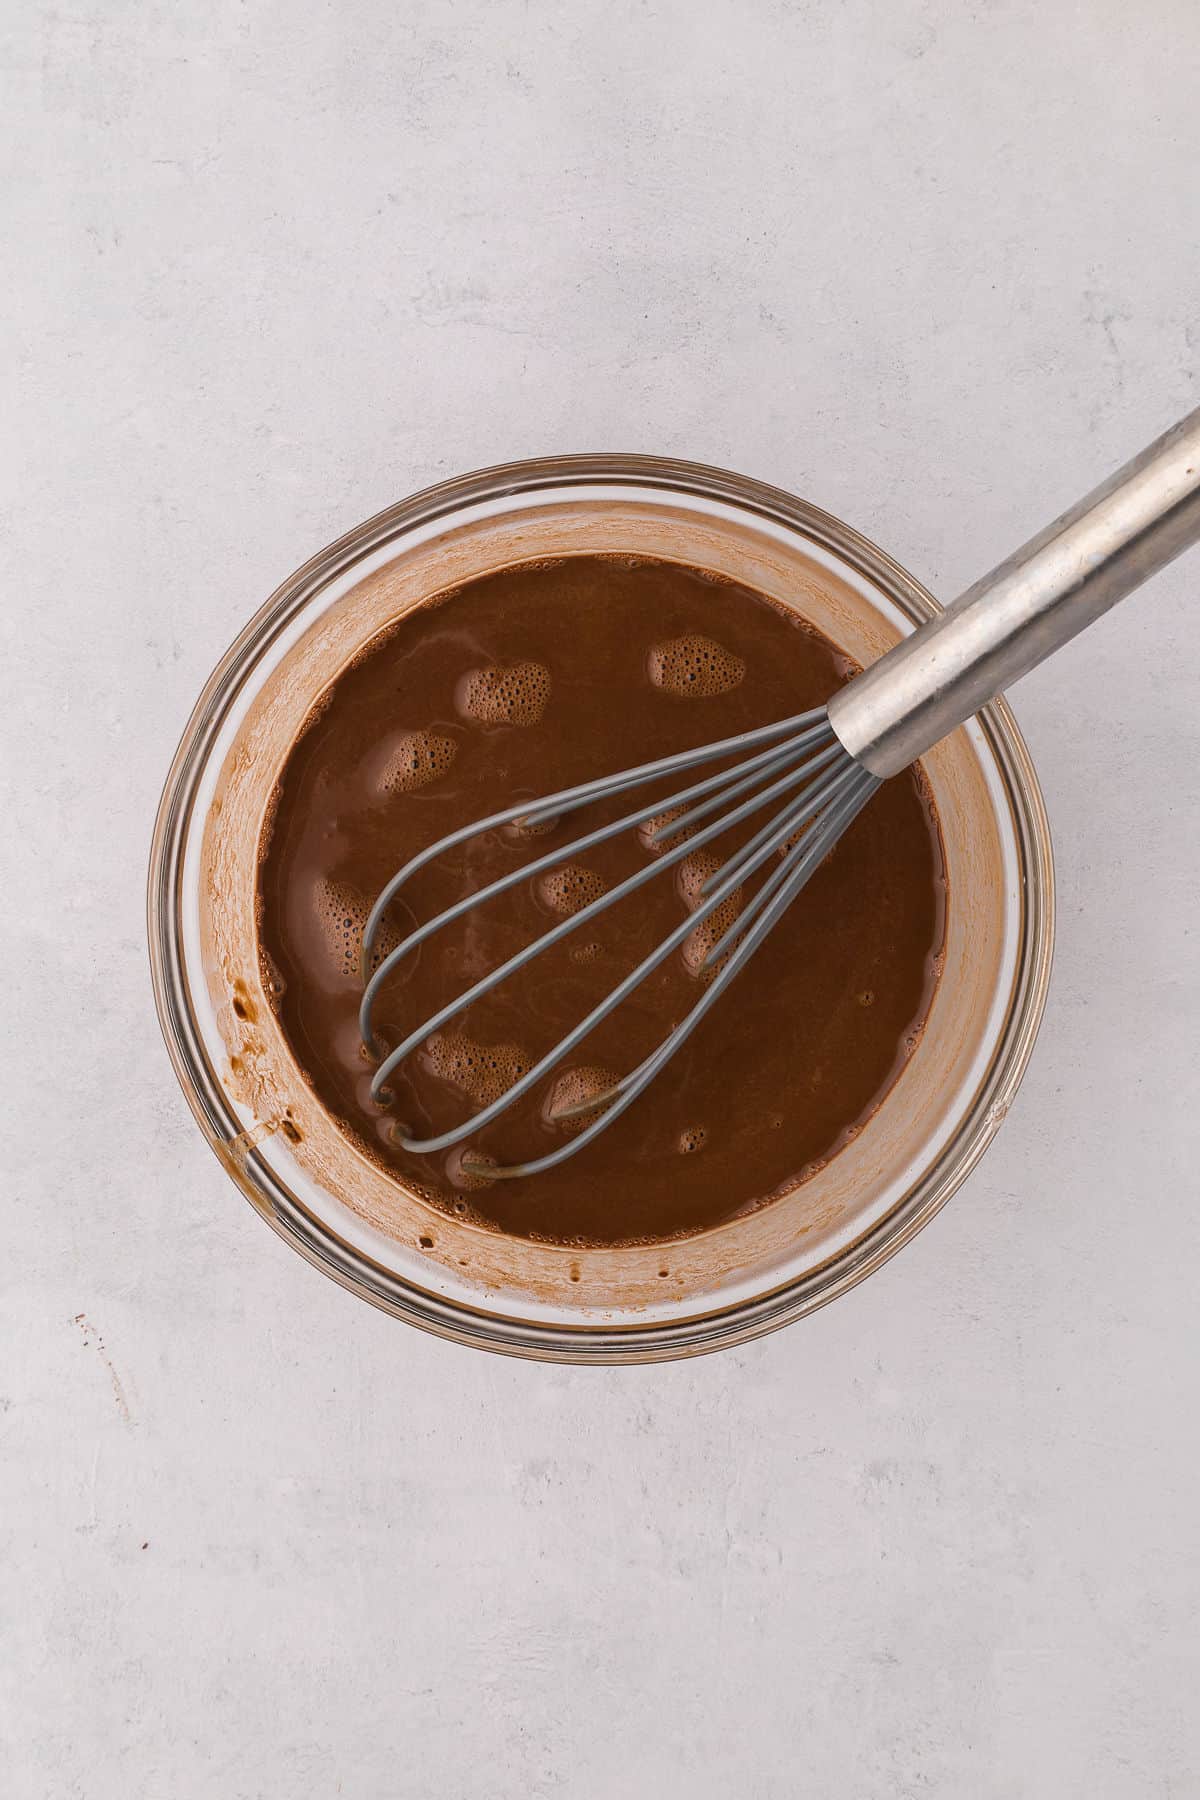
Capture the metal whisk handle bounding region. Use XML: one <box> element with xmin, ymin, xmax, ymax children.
<box><xmin>828</xmin><ymin>405</ymin><xmax>1200</xmax><ymax>779</ymax></box>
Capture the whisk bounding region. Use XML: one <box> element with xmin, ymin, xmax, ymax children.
<box><xmin>361</xmin><ymin>407</ymin><xmax>1200</xmax><ymax>1178</ymax></box>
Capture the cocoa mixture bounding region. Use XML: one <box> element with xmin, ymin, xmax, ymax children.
<box><xmin>257</xmin><ymin>555</ymin><xmax>945</xmax><ymax>1245</ymax></box>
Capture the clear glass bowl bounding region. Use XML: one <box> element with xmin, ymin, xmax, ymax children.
<box><xmin>148</xmin><ymin>455</ymin><xmax>1054</xmax><ymax>1362</ymax></box>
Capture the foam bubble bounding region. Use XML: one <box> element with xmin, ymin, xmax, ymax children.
<box><xmin>359</xmin><ymin>1073</ymin><xmax>398</xmax><ymax>1119</ymax></box>
<box><xmin>505</xmin><ymin>809</ymin><xmax>559</xmax><ymax>841</ymax></box>
<box><xmin>570</xmin><ymin>941</ymin><xmax>603</xmax><ymax>965</ymax></box>
<box><xmin>379</xmin><ymin>730</ymin><xmax>457</xmax><ymax>795</ymax></box>
<box><xmin>425</xmin><ymin>1031</ymin><xmax>531</xmax><ymax>1107</ymax></box>
<box><xmin>638</xmin><ymin>805</ymin><xmax>695</xmax><ymax>856</ymax></box>
<box><xmin>313</xmin><ymin>879</ymin><xmax>401</xmax><ymax>979</ymax></box>
<box><xmin>648</xmin><ymin>635</ymin><xmax>745</xmax><ymax>698</ymax></box>
<box><xmin>546</xmin><ymin>1065</ymin><xmax>617</xmax><ymax>1134</ymax></box>
<box><xmin>677</xmin><ymin>1125</ymin><xmax>708</xmax><ymax>1154</ymax></box>
<box><xmin>677</xmin><ymin>850</ymin><xmax>743</xmax><ymax>978</ymax></box>
<box><xmin>677</xmin><ymin>849</ymin><xmax>722</xmax><ymax>911</ymax></box>
<box><xmin>258</xmin><ymin>948</ymin><xmax>287</xmax><ymax>1001</ymax></box>
<box><xmin>682</xmin><ymin>892</ymin><xmax>744</xmax><ymax>978</ymax></box>
<box><xmin>445</xmin><ymin>1145</ymin><xmax>498</xmax><ymax>1190</ymax></box>
<box><xmin>458</xmin><ymin>660</ymin><xmax>550</xmax><ymax>727</ymax></box>
<box><xmin>537</xmin><ymin>864</ymin><xmax>607</xmax><ymax>916</ymax></box>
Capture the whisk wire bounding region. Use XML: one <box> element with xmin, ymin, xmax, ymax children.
<box><xmin>361</xmin><ymin>717</ymin><xmax>836</xmax><ymax>1039</ymax></box>
<box><xmin>651</xmin><ymin>733</ymin><xmax>843</xmax><ymax>849</ymax></box>
<box><xmin>361</xmin><ymin>716</ymin><xmax>841</xmax><ymax>1051</ymax></box>
<box><xmin>514</xmin><ymin>707</ymin><xmax>826</xmax><ymax>829</ymax></box>
<box><xmin>361</xmin><ymin>707</ymin><xmax>825</xmax><ymax>973</ymax></box>
<box><xmin>384</xmin><ymin>826</ymin><xmax>767</xmax><ymax>1155</ymax></box>
<box><xmin>367</xmin><ymin>725</ymin><xmax>843</xmax><ymax>1106</ymax></box>
<box><xmin>358</xmin><ymin>709</ymin><xmax>878</xmax><ymax>1175</ymax></box>
<box><xmin>460</xmin><ymin>764</ymin><xmax>879</xmax><ymax>1180</ymax></box>
<box><xmin>696</xmin><ymin>747</ymin><xmax>867</xmax><ymax>899</ymax></box>
<box><xmin>553</xmin><ymin>762</ymin><xmax>879</xmax><ymax>1130</ymax></box>
<box><xmin>701</xmin><ymin>764</ymin><xmax>878</xmax><ymax>968</ymax></box>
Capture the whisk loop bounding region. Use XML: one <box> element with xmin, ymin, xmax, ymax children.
<box><xmin>359</xmin><ymin>708</ymin><xmax>876</xmax><ymax>1177</ymax></box>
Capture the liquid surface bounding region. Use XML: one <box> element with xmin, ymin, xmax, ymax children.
<box><xmin>257</xmin><ymin>556</ymin><xmax>945</xmax><ymax>1245</ymax></box>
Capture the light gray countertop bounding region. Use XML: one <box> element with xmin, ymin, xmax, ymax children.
<box><xmin>5</xmin><ymin>3</ymin><xmax>1198</xmax><ymax>1794</ymax></box>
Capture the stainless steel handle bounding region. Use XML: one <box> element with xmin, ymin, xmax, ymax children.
<box><xmin>828</xmin><ymin>406</ymin><xmax>1200</xmax><ymax>778</ymax></box>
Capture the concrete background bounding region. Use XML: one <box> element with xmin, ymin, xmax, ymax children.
<box><xmin>4</xmin><ymin>1</ymin><xmax>1198</xmax><ymax>1794</ymax></box>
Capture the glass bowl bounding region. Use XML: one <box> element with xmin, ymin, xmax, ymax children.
<box><xmin>148</xmin><ymin>455</ymin><xmax>1053</xmax><ymax>1362</ymax></box>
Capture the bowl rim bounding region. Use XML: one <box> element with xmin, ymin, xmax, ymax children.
<box><xmin>147</xmin><ymin>452</ymin><xmax>1055</xmax><ymax>1363</ymax></box>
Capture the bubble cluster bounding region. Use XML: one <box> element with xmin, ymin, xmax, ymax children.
<box><xmin>458</xmin><ymin>660</ymin><xmax>551</xmax><ymax>726</ymax></box>
<box><xmin>379</xmin><ymin>730</ymin><xmax>457</xmax><ymax>795</ymax></box>
<box><xmin>258</xmin><ymin>948</ymin><xmax>287</xmax><ymax>1001</ymax></box>
<box><xmin>570</xmin><ymin>941</ymin><xmax>603</xmax><ymax>965</ymax></box>
<box><xmin>546</xmin><ymin>1065</ymin><xmax>617</xmax><ymax>1134</ymax></box>
<box><xmin>674</xmin><ymin>849</ymin><xmax>743</xmax><ymax>978</ymax></box>
<box><xmin>638</xmin><ymin>805</ymin><xmax>694</xmax><ymax>856</ymax></box>
<box><xmin>676</xmin><ymin>849</ymin><xmax>722</xmax><ymax>911</ymax></box>
<box><xmin>445</xmin><ymin>1145</ymin><xmax>498</xmax><ymax>1191</ymax></box>
<box><xmin>505</xmin><ymin>809</ymin><xmax>559</xmax><ymax>841</ymax></box>
<box><xmin>425</xmin><ymin>1031</ymin><xmax>532</xmax><ymax>1107</ymax></box>
<box><xmin>677</xmin><ymin>1125</ymin><xmax>708</xmax><ymax>1154</ymax></box>
<box><xmin>537</xmin><ymin>863</ymin><xmax>607</xmax><ymax>916</ymax></box>
<box><xmin>682</xmin><ymin>888</ymin><xmax>744</xmax><ymax>979</ymax></box>
<box><xmin>313</xmin><ymin>879</ymin><xmax>401</xmax><ymax>979</ymax></box>
<box><xmin>361</xmin><ymin>1073</ymin><xmax>400</xmax><ymax>1123</ymax></box>
<box><xmin>648</xmin><ymin>635</ymin><xmax>745</xmax><ymax>698</ymax></box>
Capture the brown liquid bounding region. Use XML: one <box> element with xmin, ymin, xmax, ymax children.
<box><xmin>257</xmin><ymin>556</ymin><xmax>945</xmax><ymax>1245</ymax></box>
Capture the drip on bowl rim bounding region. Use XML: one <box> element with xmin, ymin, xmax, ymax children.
<box><xmin>147</xmin><ymin>453</ymin><xmax>1055</xmax><ymax>1364</ymax></box>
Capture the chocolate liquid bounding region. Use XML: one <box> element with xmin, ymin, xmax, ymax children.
<box><xmin>257</xmin><ymin>556</ymin><xmax>945</xmax><ymax>1245</ymax></box>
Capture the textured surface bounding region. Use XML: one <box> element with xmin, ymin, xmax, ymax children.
<box><xmin>3</xmin><ymin>2</ymin><xmax>1199</xmax><ymax>1794</ymax></box>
